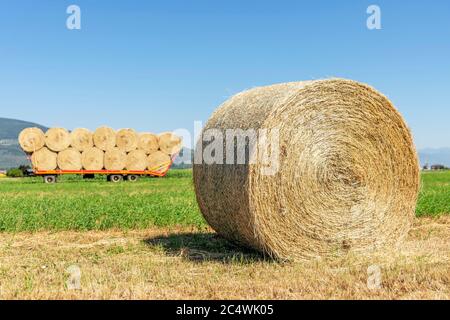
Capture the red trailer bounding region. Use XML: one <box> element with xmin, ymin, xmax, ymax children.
<box><xmin>28</xmin><ymin>155</ymin><xmax>176</xmax><ymax>184</ymax></box>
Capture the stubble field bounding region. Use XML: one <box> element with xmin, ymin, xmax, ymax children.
<box><xmin>0</xmin><ymin>170</ymin><xmax>448</xmax><ymax>299</ymax></box>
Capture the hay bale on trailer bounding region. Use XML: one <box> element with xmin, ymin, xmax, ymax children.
<box><xmin>148</xmin><ymin>151</ymin><xmax>171</xmax><ymax>171</ymax></box>
<box><xmin>138</xmin><ymin>133</ymin><xmax>159</xmax><ymax>155</ymax></box>
<box><xmin>70</xmin><ymin>128</ymin><xmax>94</xmax><ymax>152</ymax></box>
<box><xmin>93</xmin><ymin>126</ymin><xmax>116</xmax><ymax>151</ymax></box>
<box><xmin>116</xmin><ymin>129</ymin><xmax>138</xmax><ymax>152</ymax></box>
<box><xmin>193</xmin><ymin>79</ymin><xmax>420</xmax><ymax>261</ymax></box>
<box><xmin>126</xmin><ymin>150</ymin><xmax>148</xmax><ymax>171</ymax></box>
<box><xmin>81</xmin><ymin>147</ymin><xmax>104</xmax><ymax>170</ymax></box>
<box><xmin>18</xmin><ymin>127</ymin><xmax>45</xmax><ymax>153</ymax></box>
<box><xmin>31</xmin><ymin>147</ymin><xmax>57</xmax><ymax>171</ymax></box>
<box><xmin>158</xmin><ymin>132</ymin><xmax>182</xmax><ymax>155</ymax></box>
<box><xmin>45</xmin><ymin>128</ymin><xmax>71</xmax><ymax>152</ymax></box>
<box><xmin>57</xmin><ymin>148</ymin><xmax>82</xmax><ymax>170</ymax></box>
<box><xmin>104</xmin><ymin>147</ymin><xmax>127</xmax><ymax>170</ymax></box>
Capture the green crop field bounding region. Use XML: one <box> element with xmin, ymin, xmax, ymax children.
<box><xmin>0</xmin><ymin>169</ymin><xmax>448</xmax><ymax>232</ymax></box>
<box><xmin>416</xmin><ymin>170</ymin><xmax>450</xmax><ymax>216</ymax></box>
<box><xmin>0</xmin><ymin>169</ymin><xmax>205</xmax><ymax>232</ymax></box>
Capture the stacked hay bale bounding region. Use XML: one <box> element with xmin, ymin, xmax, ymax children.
<box><xmin>18</xmin><ymin>127</ymin><xmax>182</xmax><ymax>171</ymax></box>
<box><xmin>193</xmin><ymin>78</ymin><xmax>420</xmax><ymax>261</ymax></box>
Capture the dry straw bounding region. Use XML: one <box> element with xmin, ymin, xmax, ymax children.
<box><xmin>57</xmin><ymin>148</ymin><xmax>82</xmax><ymax>170</ymax></box>
<box><xmin>31</xmin><ymin>147</ymin><xmax>57</xmax><ymax>171</ymax></box>
<box><xmin>158</xmin><ymin>132</ymin><xmax>182</xmax><ymax>155</ymax></box>
<box><xmin>18</xmin><ymin>127</ymin><xmax>45</xmax><ymax>153</ymax></box>
<box><xmin>193</xmin><ymin>79</ymin><xmax>420</xmax><ymax>261</ymax></box>
<box><xmin>148</xmin><ymin>151</ymin><xmax>171</xmax><ymax>171</ymax></box>
<box><xmin>126</xmin><ymin>150</ymin><xmax>148</xmax><ymax>171</ymax></box>
<box><xmin>104</xmin><ymin>147</ymin><xmax>127</xmax><ymax>170</ymax></box>
<box><xmin>45</xmin><ymin>128</ymin><xmax>71</xmax><ymax>152</ymax></box>
<box><xmin>70</xmin><ymin>128</ymin><xmax>94</xmax><ymax>152</ymax></box>
<box><xmin>81</xmin><ymin>147</ymin><xmax>104</xmax><ymax>170</ymax></box>
<box><xmin>116</xmin><ymin>129</ymin><xmax>138</xmax><ymax>152</ymax></box>
<box><xmin>138</xmin><ymin>133</ymin><xmax>159</xmax><ymax>155</ymax></box>
<box><xmin>93</xmin><ymin>126</ymin><xmax>116</xmax><ymax>151</ymax></box>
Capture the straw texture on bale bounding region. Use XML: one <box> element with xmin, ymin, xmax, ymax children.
<box><xmin>93</xmin><ymin>127</ymin><xmax>116</xmax><ymax>151</ymax></box>
<box><xmin>81</xmin><ymin>147</ymin><xmax>104</xmax><ymax>170</ymax></box>
<box><xmin>138</xmin><ymin>133</ymin><xmax>159</xmax><ymax>154</ymax></box>
<box><xmin>148</xmin><ymin>151</ymin><xmax>171</xmax><ymax>171</ymax></box>
<box><xmin>70</xmin><ymin>128</ymin><xmax>93</xmax><ymax>152</ymax></box>
<box><xmin>193</xmin><ymin>78</ymin><xmax>420</xmax><ymax>261</ymax></box>
<box><xmin>126</xmin><ymin>150</ymin><xmax>148</xmax><ymax>171</ymax></box>
<box><xmin>158</xmin><ymin>132</ymin><xmax>182</xmax><ymax>155</ymax></box>
<box><xmin>45</xmin><ymin>128</ymin><xmax>71</xmax><ymax>152</ymax></box>
<box><xmin>104</xmin><ymin>147</ymin><xmax>127</xmax><ymax>170</ymax></box>
<box><xmin>116</xmin><ymin>129</ymin><xmax>138</xmax><ymax>152</ymax></box>
<box><xmin>31</xmin><ymin>147</ymin><xmax>57</xmax><ymax>171</ymax></box>
<box><xmin>18</xmin><ymin>127</ymin><xmax>45</xmax><ymax>153</ymax></box>
<box><xmin>57</xmin><ymin>148</ymin><xmax>82</xmax><ymax>171</ymax></box>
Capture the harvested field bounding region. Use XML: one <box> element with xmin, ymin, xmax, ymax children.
<box><xmin>0</xmin><ymin>217</ymin><xmax>448</xmax><ymax>299</ymax></box>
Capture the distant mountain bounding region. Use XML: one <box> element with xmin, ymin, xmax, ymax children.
<box><xmin>419</xmin><ymin>148</ymin><xmax>450</xmax><ymax>168</ymax></box>
<box><xmin>0</xmin><ymin>118</ymin><xmax>48</xmax><ymax>169</ymax></box>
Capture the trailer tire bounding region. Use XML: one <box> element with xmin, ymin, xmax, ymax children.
<box><xmin>44</xmin><ymin>175</ymin><xmax>57</xmax><ymax>184</ymax></box>
<box><xmin>127</xmin><ymin>175</ymin><xmax>139</xmax><ymax>182</ymax></box>
<box><xmin>109</xmin><ymin>174</ymin><xmax>123</xmax><ymax>183</ymax></box>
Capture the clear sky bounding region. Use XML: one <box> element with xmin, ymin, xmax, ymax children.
<box><xmin>0</xmin><ymin>0</ymin><xmax>449</xmax><ymax>149</ymax></box>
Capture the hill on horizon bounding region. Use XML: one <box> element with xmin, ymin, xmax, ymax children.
<box><xmin>0</xmin><ymin>117</ymin><xmax>48</xmax><ymax>169</ymax></box>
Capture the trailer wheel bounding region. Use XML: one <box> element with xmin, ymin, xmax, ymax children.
<box><xmin>109</xmin><ymin>174</ymin><xmax>123</xmax><ymax>183</ymax></box>
<box><xmin>127</xmin><ymin>175</ymin><xmax>139</xmax><ymax>182</ymax></box>
<box><xmin>43</xmin><ymin>175</ymin><xmax>57</xmax><ymax>184</ymax></box>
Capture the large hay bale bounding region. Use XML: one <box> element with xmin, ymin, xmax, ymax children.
<box><xmin>158</xmin><ymin>132</ymin><xmax>182</xmax><ymax>155</ymax></box>
<box><xmin>81</xmin><ymin>147</ymin><xmax>104</xmax><ymax>170</ymax></box>
<box><xmin>138</xmin><ymin>133</ymin><xmax>159</xmax><ymax>155</ymax></box>
<box><xmin>93</xmin><ymin>126</ymin><xmax>116</xmax><ymax>151</ymax></box>
<box><xmin>31</xmin><ymin>147</ymin><xmax>57</xmax><ymax>171</ymax></box>
<box><xmin>18</xmin><ymin>127</ymin><xmax>45</xmax><ymax>153</ymax></box>
<box><xmin>70</xmin><ymin>128</ymin><xmax>93</xmax><ymax>152</ymax></box>
<box><xmin>147</xmin><ymin>151</ymin><xmax>171</xmax><ymax>171</ymax></box>
<box><xmin>126</xmin><ymin>150</ymin><xmax>148</xmax><ymax>171</ymax></box>
<box><xmin>57</xmin><ymin>148</ymin><xmax>82</xmax><ymax>170</ymax></box>
<box><xmin>45</xmin><ymin>128</ymin><xmax>71</xmax><ymax>152</ymax></box>
<box><xmin>193</xmin><ymin>79</ymin><xmax>420</xmax><ymax>260</ymax></box>
<box><xmin>104</xmin><ymin>147</ymin><xmax>127</xmax><ymax>170</ymax></box>
<box><xmin>116</xmin><ymin>129</ymin><xmax>138</xmax><ymax>152</ymax></box>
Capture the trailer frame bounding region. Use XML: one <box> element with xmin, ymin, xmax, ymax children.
<box><xmin>28</xmin><ymin>154</ymin><xmax>177</xmax><ymax>183</ymax></box>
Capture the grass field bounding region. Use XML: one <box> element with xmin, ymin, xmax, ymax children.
<box><xmin>0</xmin><ymin>170</ymin><xmax>448</xmax><ymax>232</ymax></box>
<box><xmin>0</xmin><ymin>169</ymin><xmax>448</xmax><ymax>299</ymax></box>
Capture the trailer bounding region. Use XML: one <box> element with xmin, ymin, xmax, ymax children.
<box><xmin>29</xmin><ymin>155</ymin><xmax>176</xmax><ymax>184</ymax></box>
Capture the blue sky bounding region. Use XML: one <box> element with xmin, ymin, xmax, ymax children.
<box><xmin>0</xmin><ymin>0</ymin><xmax>449</xmax><ymax>149</ymax></box>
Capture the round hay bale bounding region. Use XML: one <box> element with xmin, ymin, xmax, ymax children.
<box><xmin>138</xmin><ymin>133</ymin><xmax>159</xmax><ymax>154</ymax></box>
<box><xmin>81</xmin><ymin>147</ymin><xmax>104</xmax><ymax>170</ymax></box>
<box><xmin>158</xmin><ymin>132</ymin><xmax>182</xmax><ymax>155</ymax></box>
<box><xmin>116</xmin><ymin>128</ymin><xmax>138</xmax><ymax>152</ymax></box>
<box><xmin>104</xmin><ymin>147</ymin><xmax>127</xmax><ymax>170</ymax></box>
<box><xmin>31</xmin><ymin>147</ymin><xmax>57</xmax><ymax>171</ymax></box>
<box><xmin>193</xmin><ymin>79</ymin><xmax>420</xmax><ymax>261</ymax></box>
<box><xmin>147</xmin><ymin>151</ymin><xmax>171</xmax><ymax>171</ymax></box>
<box><xmin>45</xmin><ymin>128</ymin><xmax>71</xmax><ymax>152</ymax></box>
<box><xmin>70</xmin><ymin>128</ymin><xmax>93</xmax><ymax>152</ymax></box>
<box><xmin>18</xmin><ymin>127</ymin><xmax>45</xmax><ymax>153</ymax></box>
<box><xmin>126</xmin><ymin>150</ymin><xmax>148</xmax><ymax>171</ymax></box>
<box><xmin>57</xmin><ymin>148</ymin><xmax>82</xmax><ymax>170</ymax></box>
<box><xmin>93</xmin><ymin>126</ymin><xmax>116</xmax><ymax>151</ymax></box>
